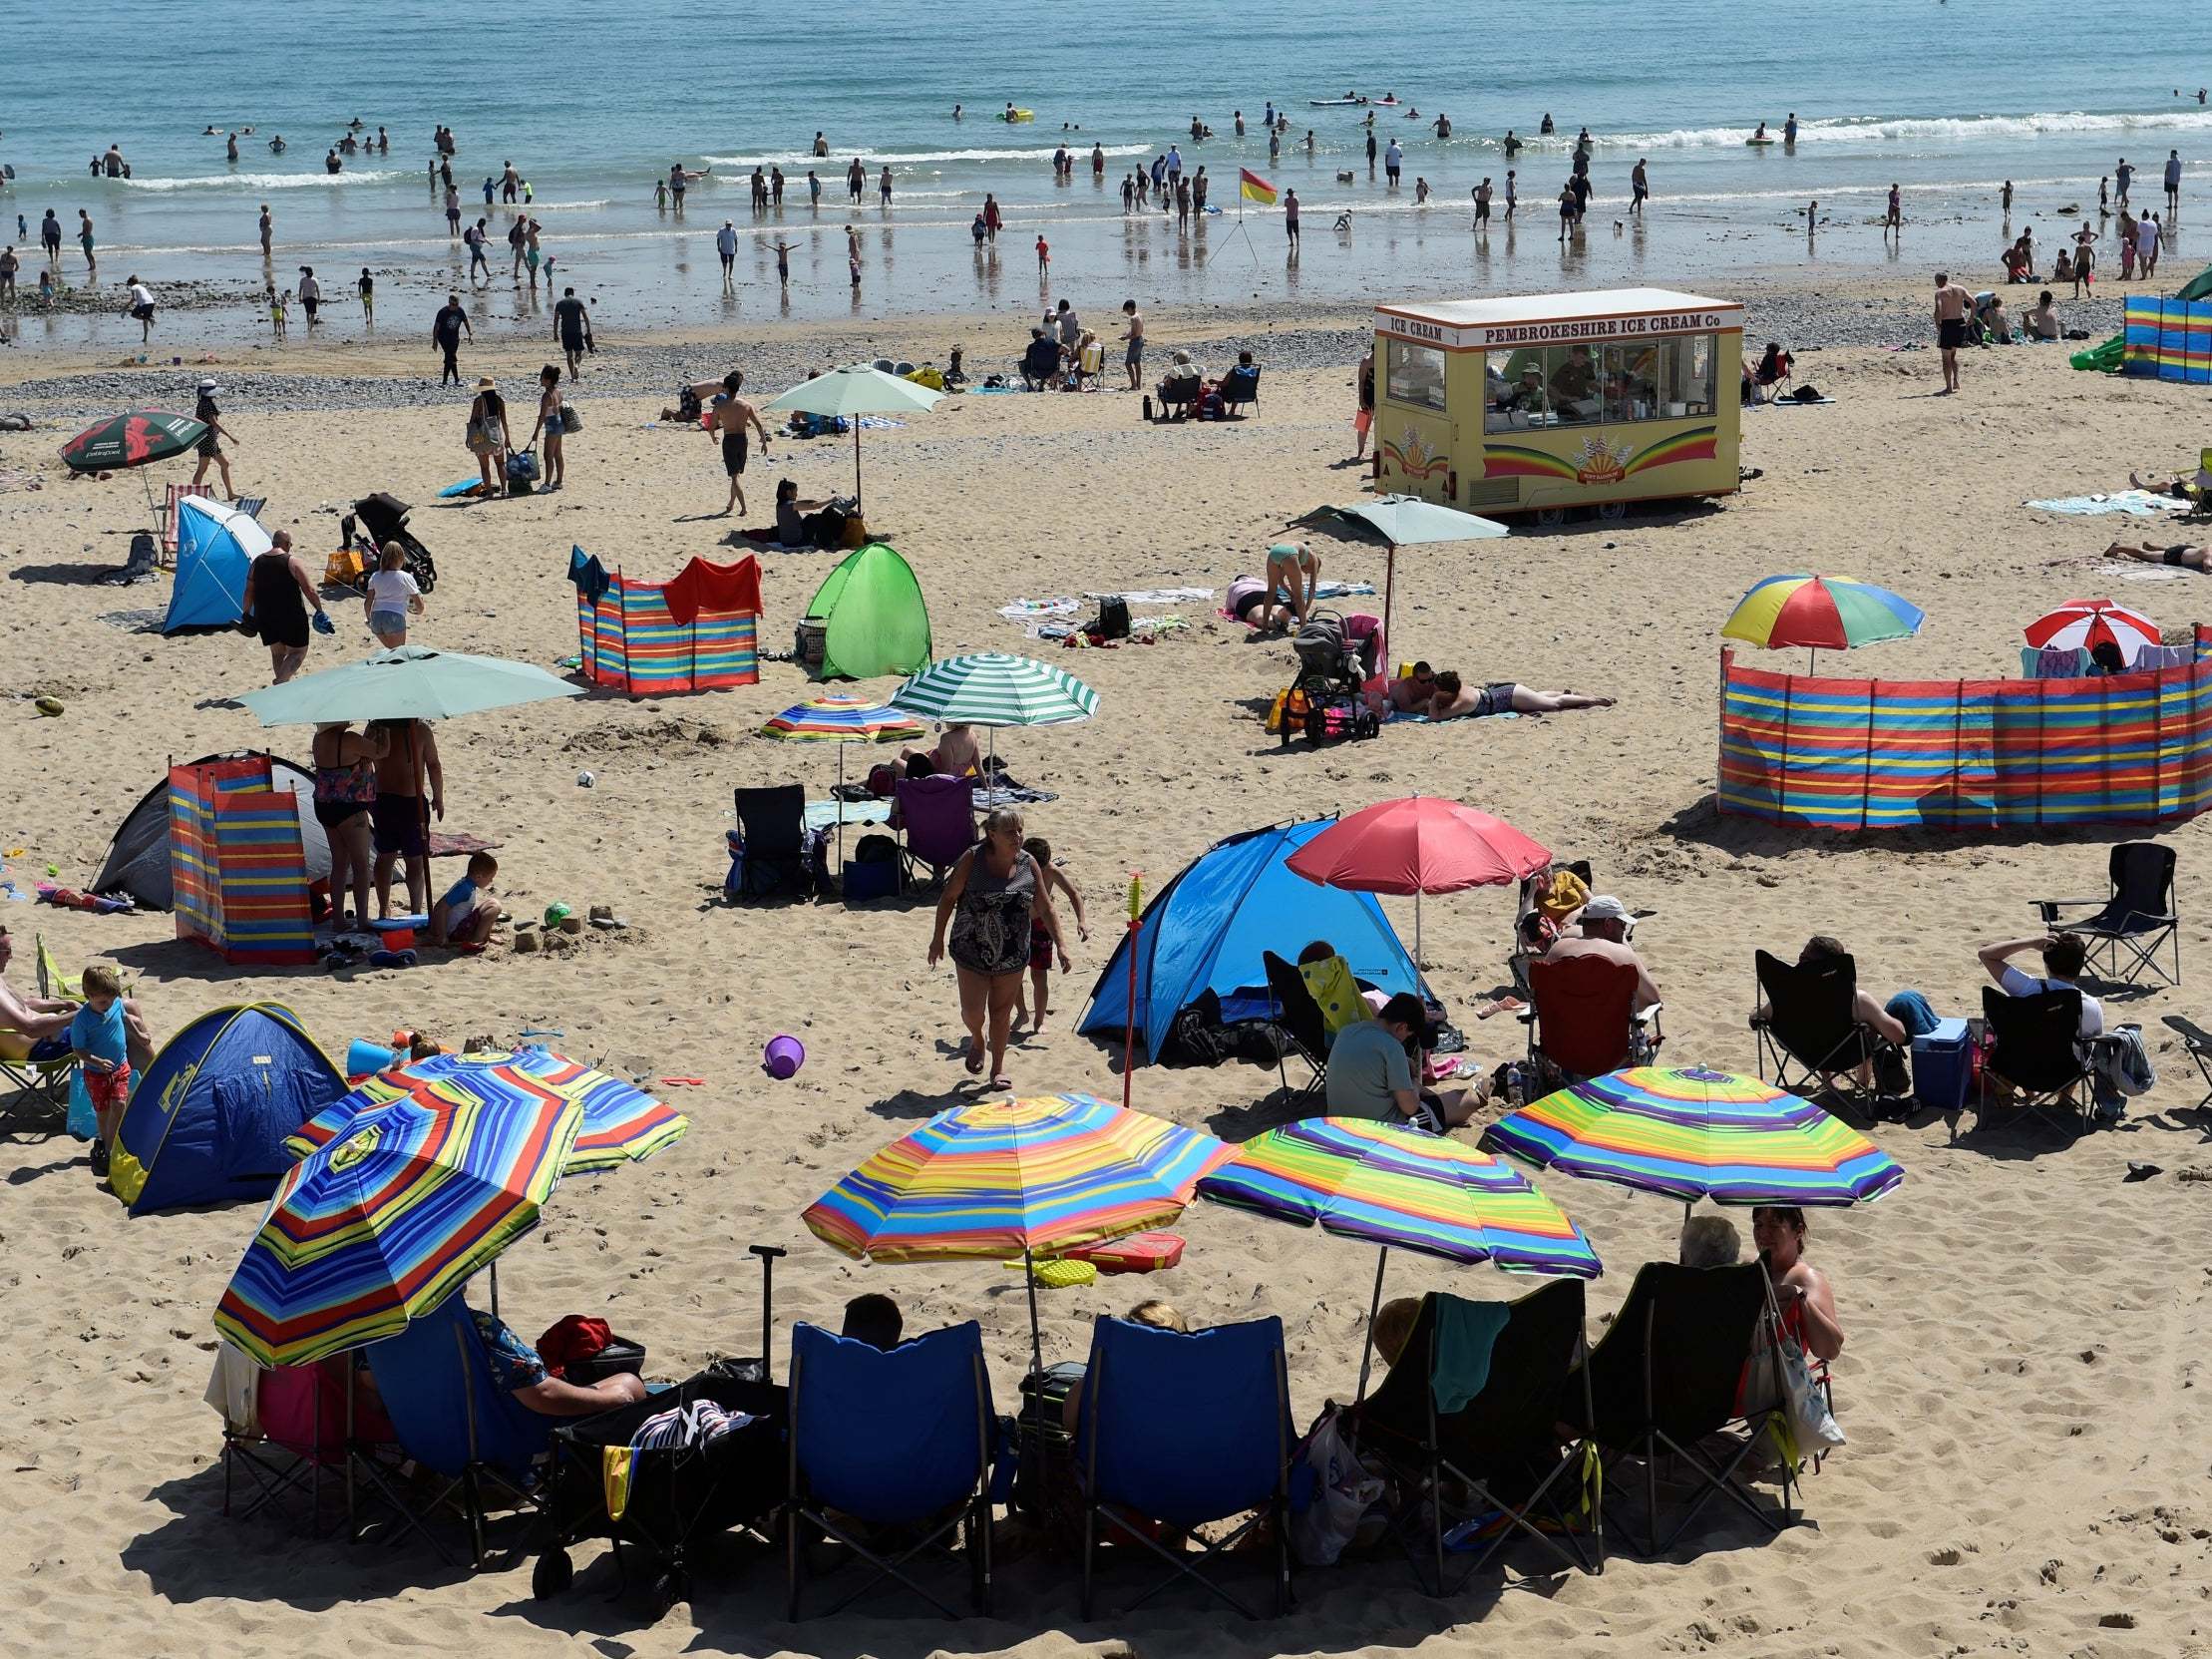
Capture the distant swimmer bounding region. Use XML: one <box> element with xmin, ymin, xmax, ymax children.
<box><xmin>1752</xmin><ymin>122</ymin><xmax>1769</xmax><ymax>142</ymax></box>
<box><xmin>1783</xmin><ymin>112</ymin><xmax>1799</xmax><ymax>143</ymax></box>
<box><xmin>325</xmin><ymin>148</ymin><xmax>342</xmax><ymax>174</ymax></box>
<box><xmin>226</xmin><ymin>131</ymin><xmax>238</xmax><ymax>162</ymax></box>
<box><xmin>1503</xmin><ymin>128</ymin><xmax>1520</xmax><ymax>157</ymax></box>
<box><xmin>952</xmin><ymin>104</ymin><xmax>962</xmax><ymax>119</ymax></box>
<box><xmin>813</xmin><ymin>131</ymin><xmax>828</xmax><ymax>157</ymax></box>
<box><xmin>1433</xmin><ymin>113</ymin><xmax>1451</xmax><ymax>139</ymax></box>
<box><xmin>1539</xmin><ymin>112</ymin><xmax>1555</xmax><ymax>135</ymax></box>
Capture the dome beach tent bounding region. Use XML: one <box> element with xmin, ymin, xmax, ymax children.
<box><xmin>1078</xmin><ymin>819</ymin><xmax>1426</xmax><ymax>1062</ymax></box>
<box><xmin>108</xmin><ymin>1002</ymin><xmax>347</xmax><ymax>1215</ymax></box>
<box><xmin>164</xmin><ymin>497</ymin><xmax>270</xmax><ymax>633</ymax></box>
<box><xmin>92</xmin><ymin>751</ymin><xmax>329</xmax><ymax>910</ymax></box>
<box><xmin>799</xmin><ymin>541</ymin><xmax>932</xmax><ymax>681</ymax></box>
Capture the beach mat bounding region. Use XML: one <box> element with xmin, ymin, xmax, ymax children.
<box><xmin>2025</xmin><ymin>490</ymin><xmax>2178</xmax><ymax>518</ymax></box>
<box><xmin>427</xmin><ymin>832</ymin><xmax>502</xmax><ymax>859</ymax></box>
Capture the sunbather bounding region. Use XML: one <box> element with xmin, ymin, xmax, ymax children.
<box><xmin>470</xmin><ymin>1304</ymin><xmax>648</xmax><ymax>1416</ymax></box>
<box><xmin>1678</xmin><ymin>1213</ymin><xmax>1742</xmax><ymax>1269</ymax></box>
<box><xmin>1427</xmin><ymin>670</ymin><xmax>1616</xmax><ymax>718</ymax></box>
<box><xmin>1751</xmin><ymin>1206</ymin><xmax>1844</xmax><ymax>1362</ymax></box>
<box><xmin>2107</xmin><ymin>540</ymin><xmax>2209</xmax><ymax>571</ymax></box>
<box><xmin>1366</xmin><ymin>659</ymin><xmax>1437</xmax><ymax>714</ymax></box>
<box><xmin>2127</xmin><ymin>465</ymin><xmax>2212</xmax><ymax>500</ymax></box>
<box><xmin>901</xmin><ymin>721</ymin><xmax>981</xmax><ymax>777</ymax></box>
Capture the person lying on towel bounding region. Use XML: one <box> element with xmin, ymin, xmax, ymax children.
<box><xmin>1425</xmin><ymin>669</ymin><xmax>1616</xmax><ymax>718</ymax></box>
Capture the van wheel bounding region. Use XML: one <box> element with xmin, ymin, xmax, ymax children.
<box><xmin>1597</xmin><ymin>501</ymin><xmax>1629</xmax><ymax>522</ymax></box>
<box><xmin>1535</xmin><ymin>507</ymin><xmax>1568</xmax><ymax>528</ymax></box>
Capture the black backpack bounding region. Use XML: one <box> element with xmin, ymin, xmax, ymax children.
<box><xmin>1092</xmin><ymin>596</ymin><xmax>1131</xmax><ymax>640</ymax></box>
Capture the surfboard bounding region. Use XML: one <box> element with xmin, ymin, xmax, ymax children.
<box><xmin>438</xmin><ymin>476</ymin><xmax>487</xmax><ymax>498</ymax></box>
<box><xmin>1745</xmin><ymin>138</ymin><xmax>1776</xmax><ymax>147</ymax></box>
<box><xmin>1309</xmin><ymin>98</ymin><xmax>1366</xmax><ymax>107</ymax></box>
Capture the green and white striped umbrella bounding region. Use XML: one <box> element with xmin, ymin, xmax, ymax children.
<box><xmin>890</xmin><ymin>653</ymin><xmax>1099</xmax><ymax>729</ymax></box>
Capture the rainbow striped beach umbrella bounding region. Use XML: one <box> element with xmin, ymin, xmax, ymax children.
<box><xmin>215</xmin><ymin>1081</ymin><xmax>580</xmax><ymax>1368</ymax></box>
<box><xmin>1720</xmin><ymin>575</ymin><xmax>1924</xmax><ymax>672</ymax></box>
<box><xmin>1483</xmin><ymin>1064</ymin><xmax>1905</xmax><ymax>1211</ymax></box>
<box><xmin>285</xmin><ymin>1047</ymin><xmax>689</xmax><ymax>1175</ymax></box>
<box><xmin>759</xmin><ymin>692</ymin><xmax>925</xmax><ymax>745</ymax></box>
<box><xmin>1200</xmin><ymin>1116</ymin><xmax>1598</xmax><ymax>1401</ymax></box>
<box><xmin>803</xmin><ymin>1092</ymin><xmax>1231</xmax><ymax>1372</ymax></box>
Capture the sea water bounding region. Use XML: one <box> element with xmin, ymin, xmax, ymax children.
<box><xmin>3</xmin><ymin>0</ymin><xmax>2205</xmax><ymax>344</ymax></box>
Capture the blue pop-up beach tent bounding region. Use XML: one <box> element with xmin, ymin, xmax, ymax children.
<box><xmin>108</xmin><ymin>1003</ymin><xmax>346</xmax><ymax>1214</ymax></box>
<box><xmin>1078</xmin><ymin>818</ymin><xmax>1425</xmax><ymax>1062</ymax></box>
<box><xmin>164</xmin><ymin>497</ymin><xmax>270</xmax><ymax>633</ymax></box>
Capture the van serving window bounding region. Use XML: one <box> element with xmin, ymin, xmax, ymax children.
<box><xmin>1385</xmin><ymin>340</ymin><xmax>1446</xmax><ymax>411</ymax></box>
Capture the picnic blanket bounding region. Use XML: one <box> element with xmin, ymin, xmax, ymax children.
<box><xmin>805</xmin><ymin>799</ymin><xmax>892</xmax><ymax>832</ymax></box>
<box><xmin>2025</xmin><ymin>490</ymin><xmax>2181</xmax><ymax>518</ymax></box>
<box><xmin>1082</xmin><ymin>587</ymin><xmax>1215</xmax><ymax>606</ymax></box>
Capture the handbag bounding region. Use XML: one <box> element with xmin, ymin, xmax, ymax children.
<box><xmin>1777</xmin><ymin>1335</ymin><xmax>1844</xmax><ymax>1450</ymax></box>
<box><xmin>557</xmin><ymin>402</ymin><xmax>581</xmax><ymax>433</ymax></box>
<box><xmin>1288</xmin><ymin>1406</ymin><xmax>1384</xmax><ymax>1566</ymax></box>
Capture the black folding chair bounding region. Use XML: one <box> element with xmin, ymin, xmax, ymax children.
<box><xmin>730</xmin><ymin>785</ymin><xmax>813</xmax><ymax>902</ymax></box>
<box><xmin>1977</xmin><ymin>986</ymin><xmax>2090</xmax><ymax>1137</ymax></box>
<box><xmin>1352</xmin><ymin>1281</ymin><xmax>1600</xmax><ymax>1590</ymax></box>
<box><xmin>1262</xmin><ymin>951</ymin><xmax>1331</xmax><ymax>1106</ymax></box>
<box><xmin>1749</xmin><ymin>950</ymin><xmax>1896</xmax><ymax>1123</ymax></box>
<box><xmin>2034</xmin><ymin>841</ymin><xmax>2181</xmax><ymax>987</ymax></box>
<box><xmin>2160</xmin><ymin>1014</ymin><xmax>2212</xmax><ymax>1113</ymax></box>
<box><xmin>1566</xmin><ymin>1261</ymin><xmax>1796</xmax><ymax>1557</ymax></box>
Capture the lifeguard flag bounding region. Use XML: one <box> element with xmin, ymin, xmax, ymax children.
<box><xmin>1240</xmin><ymin>168</ymin><xmax>1278</xmax><ymax>206</ymax></box>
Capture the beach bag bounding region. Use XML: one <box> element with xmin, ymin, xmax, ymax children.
<box><xmin>507</xmin><ymin>449</ymin><xmax>540</xmax><ymax>484</ymax></box>
<box><xmin>1778</xmin><ymin>1336</ymin><xmax>1844</xmax><ymax>1451</ymax></box>
<box><xmin>557</xmin><ymin>402</ymin><xmax>582</xmax><ymax>433</ymax></box>
<box><xmin>794</xmin><ymin>619</ymin><xmax>828</xmax><ymax>667</ymax></box>
<box><xmin>465</xmin><ymin>420</ymin><xmax>492</xmax><ymax>456</ymax></box>
<box><xmin>843</xmin><ymin>833</ymin><xmax>901</xmax><ymax>903</ymax></box>
<box><xmin>1290</xmin><ymin>1407</ymin><xmax>1384</xmax><ymax>1567</ymax></box>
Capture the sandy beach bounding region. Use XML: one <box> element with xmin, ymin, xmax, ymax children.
<box><xmin>4</xmin><ymin>277</ymin><xmax>2211</xmax><ymax>1658</ymax></box>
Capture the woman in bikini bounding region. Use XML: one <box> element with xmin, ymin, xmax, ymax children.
<box><xmin>311</xmin><ymin>722</ymin><xmax>388</xmax><ymax>931</ymax></box>
<box><xmin>928</xmin><ymin>806</ymin><xmax>1067</xmax><ymax>1090</ymax></box>
<box><xmin>1751</xmin><ymin>1205</ymin><xmax>1844</xmax><ymax>1362</ymax></box>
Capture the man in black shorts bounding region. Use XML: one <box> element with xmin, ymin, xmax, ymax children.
<box><xmin>1933</xmin><ymin>271</ymin><xmax>1971</xmax><ymax>395</ymax></box>
<box><xmin>370</xmin><ymin>717</ymin><xmax>441</xmax><ymax>920</ymax></box>
<box><xmin>432</xmin><ymin>292</ymin><xmax>472</xmax><ymax>385</ymax></box>
<box><xmin>553</xmin><ymin>286</ymin><xmax>591</xmax><ymax>376</ymax></box>
<box><xmin>706</xmin><ymin>369</ymin><xmax>772</xmax><ymax>517</ymax></box>
<box><xmin>239</xmin><ymin>530</ymin><xmax>330</xmax><ymax>684</ymax></box>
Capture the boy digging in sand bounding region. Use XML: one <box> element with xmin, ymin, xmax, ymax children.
<box><xmin>432</xmin><ymin>851</ymin><xmax>501</xmax><ymax>947</ymax></box>
<box><xmin>1013</xmin><ymin>837</ymin><xmax>1087</xmax><ymax>1033</ymax></box>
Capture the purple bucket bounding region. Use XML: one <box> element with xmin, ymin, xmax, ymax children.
<box><xmin>763</xmin><ymin>1034</ymin><xmax>806</xmax><ymax>1079</ymax></box>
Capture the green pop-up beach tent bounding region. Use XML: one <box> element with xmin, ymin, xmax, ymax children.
<box><xmin>801</xmin><ymin>542</ymin><xmax>931</xmax><ymax>681</ymax></box>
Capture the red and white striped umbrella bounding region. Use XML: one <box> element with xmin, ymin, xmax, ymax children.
<box><xmin>2023</xmin><ymin>599</ymin><xmax>2162</xmax><ymax>663</ymax></box>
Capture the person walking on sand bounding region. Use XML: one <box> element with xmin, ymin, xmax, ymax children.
<box><xmin>1631</xmin><ymin>157</ymin><xmax>1649</xmax><ymax>213</ymax></box>
<box><xmin>464</xmin><ymin>217</ymin><xmax>490</xmax><ymax>283</ymax></box>
<box><xmin>716</xmin><ymin>219</ymin><xmax>737</xmax><ymax>287</ymax></box>
<box><xmin>1933</xmin><ymin>271</ymin><xmax>1971</xmax><ymax>395</ymax></box>
<box><xmin>552</xmin><ymin>284</ymin><xmax>591</xmax><ymax>375</ymax></box>
<box><xmin>296</xmin><ymin>265</ymin><xmax>321</xmax><ymax>328</ymax></box>
<box><xmin>1120</xmin><ymin>298</ymin><xmax>1145</xmax><ymax>390</ymax></box>
<box><xmin>773</xmin><ymin>238</ymin><xmax>795</xmax><ymax>292</ymax></box>
<box><xmin>358</xmin><ymin>266</ymin><xmax>375</xmax><ymax>324</ymax></box>
<box><xmin>1354</xmin><ymin>347</ymin><xmax>1375</xmax><ymax>459</ymax></box>
<box><xmin>1284</xmin><ymin>187</ymin><xmax>1300</xmax><ymax>246</ymax></box>
<box><xmin>258</xmin><ymin>204</ymin><xmax>272</xmax><ymax>259</ymax></box>
<box><xmin>241</xmin><ymin>531</ymin><xmax>331</xmax><ymax>684</ymax></box>
<box><xmin>79</xmin><ymin>210</ymin><xmax>97</xmax><ymax>275</ymax></box>
<box><xmin>707</xmin><ymin>370</ymin><xmax>771</xmax><ymax>516</ymax></box>
<box><xmin>432</xmin><ymin>291</ymin><xmax>472</xmax><ymax>385</ymax></box>
<box><xmin>1884</xmin><ymin>182</ymin><xmax>1901</xmax><ymax>238</ymax></box>
<box><xmin>2166</xmin><ymin>149</ymin><xmax>2183</xmax><ymax>213</ymax></box>
<box><xmin>190</xmin><ymin>378</ymin><xmax>236</xmax><ymax>495</ymax></box>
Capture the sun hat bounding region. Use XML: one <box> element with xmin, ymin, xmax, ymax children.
<box><xmin>475</xmin><ymin>376</ymin><xmax>497</xmax><ymax>391</ymax></box>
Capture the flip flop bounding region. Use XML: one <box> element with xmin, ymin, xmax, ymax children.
<box><xmin>964</xmin><ymin>1047</ymin><xmax>984</xmax><ymax>1076</ymax></box>
<box><xmin>988</xmin><ymin>1073</ymin><xmax>1012</xmax><ymax>1090</ymax></box>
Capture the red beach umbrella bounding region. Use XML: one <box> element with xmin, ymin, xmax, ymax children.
<box><xmin>1287</xmin><ymin>794</ymin><xmax>1552</xmax><ymax>962</ymax></box>
<box><xmin>2024</xmin><ymin>599</ymin><xmax>2161</xmax><ymax>664</ymax></box>
<box><xmin>60</xmin><ymin>409</ymin><xmax>208</xmax><ymax>473</ymax></box>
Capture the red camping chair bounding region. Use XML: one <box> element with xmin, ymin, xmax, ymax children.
<box><xmin>1519</xmin><ymin>954</ymin><xmax>1662</xmax><ymax>1083</ymax></box>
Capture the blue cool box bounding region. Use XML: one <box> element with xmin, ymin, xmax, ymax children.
<box><xmin>1912</xmin><ymin>1017</ymin><xmax>1972</xmax><ymax>1111</ymax></box>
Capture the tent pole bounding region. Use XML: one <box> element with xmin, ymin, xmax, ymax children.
<box><xmin>1383</xmin><ymin>543</ymin><xmax>1397</xmax><ymax>672</ymax></box>
<box><xmin>1352</xmin><ymin>1246</ymin><xmax>1388</xmax><ymax>1407</ymax></box>
<box><xmin>1120</xmin><ymin>872</ymin><xmax>1143</xmax><ymax>1109</ymax></box>
<box><xmin>490</xmin><ymin>1259</ymin><xmax>501</xmax><ymax>1321</ymax></box>
<box><xmin>854</xmin><ymin>423</ymin><xmax>864</xmax><ymax>516</ymax></box>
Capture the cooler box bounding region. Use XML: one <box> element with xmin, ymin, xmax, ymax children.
<box><xmin>1912</xmin><ymin>1017</ymin><xmax>1972</xmax><ymax>1113</ymax></box>
<box><xmin>1068</xmin><ymin>1231</ymin><xmax>1185</xmax><ymax>1274</ymax></box>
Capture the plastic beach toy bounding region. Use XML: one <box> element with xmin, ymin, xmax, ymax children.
<box><xmin>763</xmin><ymin>1034</ymin><xmax>806</xmax><ymax>1079</ymax></box>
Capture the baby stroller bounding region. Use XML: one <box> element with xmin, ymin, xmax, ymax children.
<box><xmin>1279</xmin><ymin>610</ymin><xmax>1379</xmax><ymax>748</ymax></box>
<box><xmin>339</xmin><ymin>492</ymin><xmax>439</xmax><ymax>596</ymax></box>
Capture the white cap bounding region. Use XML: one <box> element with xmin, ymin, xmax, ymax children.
<box><xmin>1580</xmin><ymin>895</ymin><xmax>1630</xmax><ymax>924</ymax></box>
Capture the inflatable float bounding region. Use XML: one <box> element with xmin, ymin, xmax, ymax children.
<box><xmin>1000</xmin><ymin>109</ymin><xmax>1034</xmax><ymax>123</ymax></box>
<box><xmin>1310</xmin><ymin>97</ymin><xmax>1367</xmax><ymax>107</ymax></box>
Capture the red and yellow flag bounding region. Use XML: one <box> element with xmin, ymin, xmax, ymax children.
<box><xmin>1239</xmin><ymin>168</ymin><xmax>1278</xmax><ymax>206</ymax></box>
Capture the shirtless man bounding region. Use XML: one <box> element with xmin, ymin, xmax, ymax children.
<box><xmin>1541</xmin><ymin>895</ymin><xmax>1660</xmax><ymax>1012</ymax></box>
<box><xmin>1374</xmin><ymin>660</ymin><xmax>1438</xmax><ymax>714</ymax></box>
<box><xmin>1933</xmin><ymin>271</ymin><xmax>1972</xmax><ymax>394</ymax></box>
<box><xmin>2107</xmin><ymin>539</ymin><xmax>2212</xmax><ymax>572</ymax></box>
<box><xmin>1427</xmin><ymin>669</ymin><xmax>1616</xmax><ymax>718</ymax></box>
<box><xmin>703</xmin><ymin>370</ymin><xmax>772</xmax><ymax>516</ymax></box>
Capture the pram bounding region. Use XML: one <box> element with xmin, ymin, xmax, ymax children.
<box><xmin>339</xmin><ymin>492</ymin><xmax>439</xmax><ymax>596</ymax></box>
<box><xmin>1278</xmin><ymin>610</ymin><xmax>1379</xmax><ymax>747</ymax></box>
<box><xmin>532</xmin><ymin>1245</ymin><xmax>788</xmax><ymax>1620</ymax></box>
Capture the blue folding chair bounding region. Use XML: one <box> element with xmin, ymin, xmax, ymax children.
<box><xmin>1077</xmin><ymin>1314</ymin><xmax>1293</xmax><ymax>1619</ymax></box>
<box><xmin>785</xmin><ymin>1320</ymin><xmax>996</xmax><ymax>1619</ymax></box>
<box><xmin>360</xmin><ymin>1295</ymin><xmax>555</xmax><ymax>1567</ymax></box>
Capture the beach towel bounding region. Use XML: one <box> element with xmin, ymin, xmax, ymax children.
<box><xmin>2021</xmin><ymin>645</ymin><xmax>2089</xmax><ymax>678</ymax></box>
<box><xmin>854</xmin><ymin>416</ymin><xmax>907</xmax><ymax>432</ymax></box>
<box><xmin>566</xmin><ymin>546</ymin><xmax>610</xmax><ymax>604</ymax></box>
<box><xmin>2025</xmin><ymin>490</ymin><xmax>2180</xmax><ymax>517</ymax></box>
<box><xmin>999</xmin><ymin>597</ymin><xmax>1081</xmax><ymax>619</ymax></box>
<box><xmin>1082</xmin><ymin>587</ymin><xmax>1215</xmax><ymax>606</ymax></box>
<box><xmin>1431</xmin><ymin>1298</ymin><xmax>1511</xmax><ymax>1414</ymax></box>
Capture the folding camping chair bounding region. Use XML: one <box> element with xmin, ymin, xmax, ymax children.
<box><xmin>2032</xmin><ymin>842</ymin><xmax>2181</xmax><ymax>988</ymax></box>
<box><xmin>1750</xmin><ymin>949</ymin><xmax>1896</xmax><ymax>1123</ymax></box>
<box><xmin>1220</xmin><ymin>363</ymin><xmax>1263</xmax><ymax>415</ymax></box>
<box><xmin>1262</xmin><ymin>950</ymin><xmax>1332</xmax><ymax>1107</ymax></box>
<box><xmin>1077</xmin><ymin>1314</ymin><xmax>1293</xmax><ymax>1620</ymax></box>
<box><xmin>1509</xmin><ymin>858</ymin><xmax>1596</xmax><ymax>995</ymax></box>
<box><xmin>729</xmin><ymin>785</ymin><xmax>815</xmax><ymax>902</ymax></box>
<box><xmin>1521</xmin><ymin>954</ymin><xmax>1661</xmax><ymax>1085</ymax></box>
<box><xmin>1352</xmin><ymin>1280</ymin><xmax>1600</xmax><ymax>1591</ymax></box>
<box><xmin>219</xmin><ymin>1351</ymin><xmax>395</xmax><ymax>1534</ymax></box>
<box><xmin>785</xmin><ymin>1320</ymin><xmax>996</xmax><ymax>1620</ymax></box>
<box><xmin>895</xmin><ymin>774</ymin><xmax>978</xmax><ymax>892</ymax></box>
<box><xmin>2160</xmin><ymin>1014</ymin><xmax>2212</xmax><ymax>1115</ymax></box>
<box><xmin>1566</xmin><ymin>1261</ymin><xmax>1795</xmax><ymax>1557</ymax></box>
<box><xmin>157</xmin><ymin>482</ymin><xmax>212</xmax><ymax>563</ymax></box>
<box><xmin>358</xmin><ymin>1296</ymin><xmax>555</xmax><ymax>1567</ymax></box>
<box><xmin>1977</xmin><ymin>986</ymin><xmax>2094</xmax><ymax>1137</ymax></box>
<box><xmin>0</xmin><ymin>1031</ymin><xmax>74</xmax><ymax>1140</ymax></box>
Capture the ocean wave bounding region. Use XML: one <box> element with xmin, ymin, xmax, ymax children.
<box><xmin>527</xmin><ymin>199</ymin><xmax>613</xmax><ymax>211</ymax></box>
<box><xmin>698</xmin><ymin>144</ymin><xmax>1150</xmax><ymax>169</ymax></box>
<box><xmin>124</xmin><ymin>168</ymin><xmax>406</xmax><ymax>192</ymax></box>
<box><xmin>1572</xmin><ymin>109</ymin><xmax>2212</xmax><ymax>151</ymax></box>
